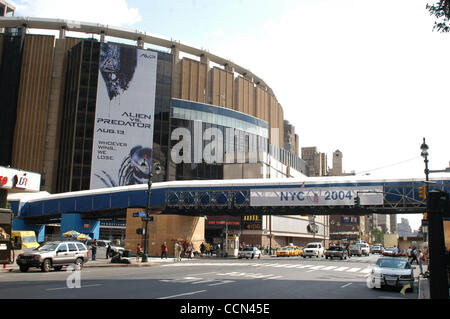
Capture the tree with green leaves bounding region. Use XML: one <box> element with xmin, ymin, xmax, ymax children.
<box><xmin>426</xmin><ymin>0</ymin><xmax>450</xmax><ymax>32</ymax></box>
<box><xmin>371</xmin><ymin>228</ymin><xmax>384</xmax><ymax>244</ymax></box>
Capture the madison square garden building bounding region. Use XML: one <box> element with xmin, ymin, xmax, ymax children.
<box><xmin>0</xmin><ymin>17</ymin><xmax>330</xmax><ymax>255</ymax></box>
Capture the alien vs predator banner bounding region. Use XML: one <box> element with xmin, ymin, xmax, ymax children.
<box><xmin>90</xmin><ymin>43</ymin><xmax>158</xmax><ymax>189</ymax></box>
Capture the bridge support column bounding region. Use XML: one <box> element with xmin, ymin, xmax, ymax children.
<box><xmin>12</xmin><ymin>219</ymin><xmax>45</xmax><ymax>243</ymax></box>
<box><xmin>60</xmin><ymin>214</ymin><xmax>100</xmax><ymax>240</ymax></box>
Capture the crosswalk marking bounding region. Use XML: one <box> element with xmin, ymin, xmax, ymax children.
<box><xmin>321</xmin><ymin>266</ymin><xmax>338</xmax><ymax>270</ymax></box>
<box><xmin>162</xmin><ymin>261</ymin><xmax>375</xmax><ymax>275</ymax></box>
<box><xmin>346</xmin><ymin>267</ymin><xmax>361</xmax><ymax>272</ymax></box>
<box><xmin>208</xmin><ymin>280</ymin><xmax>234</xmax><ymax>286</ymax></box>
<box><xmin>310</xmin><ymin>265</ymin><xmax>326</xmax><ymax>270</ymax></box>
<box><xmin>273</xmin><ymin>264</ymin><xmax>291</xmax><ymax>268</ymax></box>
<box><xmin>263</xmin><ymin>275</ymin><xmax>283</xmax><ymax>280</ymax></box>
<box><xmin>360</xmin><ymin>268</ymin><xmax>372</xmax><ymax>273</ymax></box>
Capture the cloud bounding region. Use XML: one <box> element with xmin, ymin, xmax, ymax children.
<box><xmin>10</xmin><ymin>0</ymin><xmax>141</xmax><ymax>26</ymax></box>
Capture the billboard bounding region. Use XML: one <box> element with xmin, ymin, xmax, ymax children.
<box><xmin>250</xmin><ymin>186</ymin><xmax>384</xmax><ymax>207</ymax></box>
<box><xmin>90</xmin><ymin>43</ymin><xmax>158</xmax><ymax>189</ymax></box>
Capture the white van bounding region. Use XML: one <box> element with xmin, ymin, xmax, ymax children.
<box><xmin>359</xmin><ymin>243</ymin><xmax>370</xmax><ymax>256</ymax></box>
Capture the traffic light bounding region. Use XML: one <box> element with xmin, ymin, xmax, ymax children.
<box><xmin>423</xmin><ymin>212</ymin><xmax>428</xmax><ymax>220</ymax></box>
<box><xmin>418</xmin><ymin>185</ymin><xmax>426</xmax><ymax>200</ymax></box>
<box><xmin>354</xmin><ymin>196</ymin><xmax>360</xmax><ymax>207</ymax></box>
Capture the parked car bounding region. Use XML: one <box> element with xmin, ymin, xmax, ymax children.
<box><xmin>86</xmin><ymin>239</ymin><xmax>124</xmax><ymax>258</ymax></box>
<box><xmin>16</xmin><ymin>241</ymin><xmax>89</xmax><ymax>272</ymax></box>
<box><xmin>348</xmin><ymin>244</ymin><xmax>362</xmax><ymax>257</ymax></box>
<box><xmin>325</xmin><ymin>246</ymin><xmax>348</xmax><ymax>260</ymax></box>
<box><xmin>276</xmin><ymin>247</ymin><xmax>292</xmax><ymax>257</ymax></box>
<box><xmin>382</xmin><ymin>248</ymin><xmax>397</xmax><ymax>257</ymax></box>
<box><xmin>238</xmin><ymin>247</ymin><xmax>261</xmax><ymax>259</ymax></box>
<box><xmin>303</xmin><ymin>242</ymin><xmax>324</xmax><ymax>258</ymax></box>
<box><xmin>368</xmin><ymin>257</ymin><xmax>414</xmax><ymax>292</ymax></box>
<box><xmin>371</xmin><ymin>245</ymin><xmax>384</xmax><ymax>254</ymax></box>
<box><xmin>359</xmin><ymin>243</ymin><xmax>370</xmax><ymax>256</ymax></box>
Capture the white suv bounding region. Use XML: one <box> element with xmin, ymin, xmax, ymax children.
<box><xmin>303</xmin><ymin>242</ymin><xmax>324</xmax><ymax>258</ymax></box>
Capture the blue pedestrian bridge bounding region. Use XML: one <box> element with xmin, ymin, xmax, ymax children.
<box><xmin>9</xmin><ymin>175</ymin><xmax>450</xmax><ymax>224</ymax></box>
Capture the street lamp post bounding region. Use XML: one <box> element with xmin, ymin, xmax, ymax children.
<box><xmin>141</xmin><ymin>158</ymin><xmax>161</xmax><ymax>263</ymax></box>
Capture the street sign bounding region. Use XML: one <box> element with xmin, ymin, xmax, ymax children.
<box><xmin>141</xmin><ymin>216</ymin><xmax>154</xmax><ymax>222</ymax></box>
<box><xmin>133</xmin><ymin>211</ymin><xmax>147</xmax><ymax>218</ymax></box>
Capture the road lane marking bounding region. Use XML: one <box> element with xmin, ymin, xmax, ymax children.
<box><xmin>158</xmin><ymin>289</ymin><xmax>207</xmax><ymax>299</ymax></box>
<box><xmin>334</xmin><ymin>267</ymin><xmax>349</xmax><ymax>271</ymax></box>
<box><xmin>46</xmin><ymin>284</ymin><xmax>102</xmax><ymax>291</ymax></box>
<box><xmin>296</xmin><ymin>265</ymin><xmax>313</xmax><ymax>268</ymax></box>
<box><xmin>340</xmin><ymin>283</ymin><xmax>352</xmax><ymax>288</ymax></box>
<box><xmin>346</xmin><ymin>268</ymin><xmax>361</xmax><ymax>272</ymax></box>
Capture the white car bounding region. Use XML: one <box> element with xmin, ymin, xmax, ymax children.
<box><xmin>368</xmin><ymin>257</ymin><xmax>415</xmax><ymax>292</ymax></box>
<box><xmin>359</xmin><ymin>243</ymin><xmax>370</xmax><ymax>256</ymax></box>
<box><xmin>238</xmin><ymin>247</ymin><xmax>261</xmax><ymax>259</ymax></box>
<box><xmin>302</xmin><ymin>242</ymin><xmax>324</xmax><ymax>258</ymax></box>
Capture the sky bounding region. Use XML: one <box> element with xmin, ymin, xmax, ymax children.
<box><xmin>8</xmin><ymin>0</ymin><xmax>450</xmax><ymax>231</ymax></box>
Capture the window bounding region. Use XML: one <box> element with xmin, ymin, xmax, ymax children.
<box><xmin>68</xmin><ymin>243</ymin><xmax>77</xmax><ymax>252</ymax></box>
<box><xmin>76</xmin><ymin>243</ymin><xmax>86</xmax><ymax>251</ymax></box>
<box><xmin>57</xmin><ymin>244</ymin><xmax>68</xmax><ymax>252</ymax></box>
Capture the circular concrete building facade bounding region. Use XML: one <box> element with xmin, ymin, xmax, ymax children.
<box><xmin>0</xmin><ymin>16</ymin><xmax>329</xmax><ymax>254</ymax></box>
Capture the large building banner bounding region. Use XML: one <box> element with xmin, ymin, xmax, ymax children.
<box><xmin>90</xmin><ymin>43</ymin><xmax>158</xmax><ymax>189</ymax></box>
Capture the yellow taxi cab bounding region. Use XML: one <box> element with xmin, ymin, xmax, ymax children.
<box><xmin>290</xmin><ymin>246</ymin><xmax>301</xmax><ymax>256</ymax></box>
<box><xmin>276</xmin><ymin>247</ymin><xmax>292</xmax><ymax>257</ymax></box>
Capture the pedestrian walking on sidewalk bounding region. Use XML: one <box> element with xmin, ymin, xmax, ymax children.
<box><xmin>136</xmin><ymin>243</ymin><xmax>142</xmax><ymax>261</ymax></box>
<box><xmin>106</xmin><ymin>243</ymin><xmax>111</xmax><ymax>259</ymax></box>
<box><xmin>411</xmin><ymin>247</ymin><xmax>418</xmax><ymax>264</ymax></box>
<box><xmin>91</xmin><ymin>239</ymin><xmax>97</xmax><ymax>261</ymax></box>
<box><xmin>161</xmin><ymin>242</ymin><xmax>168</xmax><ymax>259</ymax></box>
<box><xmin>418</xmin><ymin>250</ymin><xmax>424</xmax><ymax>275</ymax></box>
<box><xmin>175</xmin><ymin>242</ymin><xmax>182</xmax><ymax>261</ymax></box>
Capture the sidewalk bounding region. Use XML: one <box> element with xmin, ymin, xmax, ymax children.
<box><xmin>0</xmin><ymin>256</ymin><xmax>177</xmax><ymax>272</ymax></box>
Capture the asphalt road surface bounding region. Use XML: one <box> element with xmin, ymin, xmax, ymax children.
<box><xmin>0</xmin><ymin>254</ymin><xmax>418</xmax><ymax>299</ymax></box>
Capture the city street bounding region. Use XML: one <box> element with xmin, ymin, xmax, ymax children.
<box><xmin>0</xmin><ymin>254</ymin><xmax>419</xmax><ymax>299</ymax></box>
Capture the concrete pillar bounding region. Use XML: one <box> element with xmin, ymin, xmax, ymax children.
<box><xmin>224</xmin><ymin>62</ymin><xmax>234</xmax><ymax>73</ymax></box>
<box><xmin>60</xmin><ymin>213</ymin><xmax>101</xmax><ymax>240</ymax></box>
<box><xmin>60</xmin><ymin>213</ymin><xmax>83</xmax><ymax>240</ymax></box>
<box><xmin>171</xmin><ymin>45</ymin><xmax>180</xmax><ymax>64</ymax></box>
<box><xmin>84</xmin><ymin>220</ymin><xmax>100</xmax><ymax>240</ymax></box>
<box><xmin>137</xmin><ymin>37</ymin><xmax>144</xmax><ymax>49</ymax></box>
<box><xmin>200</xmin><ymin>53</ymin><xmax>212</xmax><ymax>104</ymax></box>
<box><xmin>59</xmin><ymin>27</ymin><xmax>66</xmax><ymax>39</ymax></box>
<box><xmin>171</xmin><ymin>45</ymin><xmax>181</xmax><ymax>99</ymax></box>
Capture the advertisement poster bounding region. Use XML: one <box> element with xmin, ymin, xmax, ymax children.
<box><xmin>250</xmin><ymin>186</ymin><xmax>384</xmax><ymax>207</ymax></box>
<box><xmin>90</xmin><ymin>43</ymin><xmax>158</xmax><ymax>189</ymax></box>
